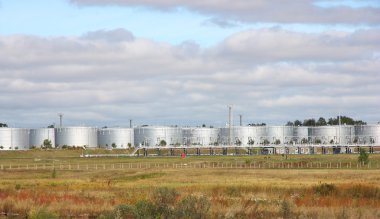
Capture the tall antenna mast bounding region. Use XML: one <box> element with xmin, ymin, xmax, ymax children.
<box><xmin>58</xmin><ymin>113</ymin><xmax>63</xmax><ymax>127</ymax></box>
<box><xmin>228</xmin><ymin>105</ymin><xmax>233</xmax><ymax>146</ymax></box>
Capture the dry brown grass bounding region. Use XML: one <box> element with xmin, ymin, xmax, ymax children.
<box><xmin>1</xmin><ymin>151</ymin><xmax>380</xmax><ymax>218</ymax></box>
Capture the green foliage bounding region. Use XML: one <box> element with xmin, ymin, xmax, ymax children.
<box><xmin>175</xmin><ymin>195</ymin><xmax>210</xmax><ymax>219</ymax></box>
<box><xmin>52</xmin><ymin>168</ymin><xmax>57</xmax><ymax>178</ymax></box>
<box><xmin>315</xmin><ymin>139</ymin><xmax>321</xmax><ymax>144</ymax></box>
<box><xmin>159</xmin><ymin>140</ymin><xmax>167</xmax><ymax>146</ymax></box>
<box><xmin>279</xmin><ymin>199</ymin><xmax>292</xmax><ymax>219</ymax></box>
<box><xmin>274</xmin><ymin>139</ymin><xmax>281</xmax><ymax>145</ymax></box>
<box><xmin>111</xmin><ymin>143</ymin><xmax>117</xmax><ymax>148</ymax></box>
<box><xmin>135</xmin><ymin>200</ymin><xmax>157</xmax><ymax>219</ymax></box>
<box><xmin>153</xmin><ymin>187</ymin><xmax>179</xmax><ymax>218</ymax></box>
<box><xmin>43</xmin><ymin>139</ymin><xmax>52</xmax><ymax>149</ymax></box>
<box><xmin>358</xmin><ymin>148</ymin><xmax>369</xmax><ymax>164</ymax></box>
<box><xmin>303</xmin><ymin>119</ymin><xmax>316</xmax><ymax>126</ymax></box>
<box><xmin>0</xmin><ymin>123</ymin><xmax>8</xmax><ymax>127</ymax></box>
<box><xmin>29</xmin><ymin>208</ymin><xmax>59</xmax><ymax>219</ymax></box>
<box><xmin>113</xmin><ymin>204</ymin><xmax>136</xmax><ymax>218</ymax></box>
<box><xmin>314</xmin><ymin>183</ymin><xmax>336</xmax><ymax>196</ymax></box>
<box><xmin>15</xmin><ymin>184</ymin><xmax>21</xmax><ymax>190</ymax></box>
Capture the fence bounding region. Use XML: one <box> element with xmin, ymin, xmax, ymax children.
<box><xmin>0</xmin><ymin>161</ymin><xmax>379</xmax><ymax>171</ymax></box>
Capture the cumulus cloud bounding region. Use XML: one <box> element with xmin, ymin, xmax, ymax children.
<box><xmin>69</xmin><ymin>0</ymin><xmax>380</xmax><ymax>24</ymax></box>
<box><xmin>0</xmin><ymin>28</ymin><xmax>379</xmax><ymax>126</ymax></box>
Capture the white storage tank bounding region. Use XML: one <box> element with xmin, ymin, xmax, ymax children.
<box><xmin>293</xmin><ymin>126</ymin><xmax>309</xmax><ymax>144</ymax></box>
<box><xmin>134</xmin><ymin>126</ymin><xmax>183</xmax><ymax>147</ymax></box>
<box><xmin>220</xmin><ymin>126</ymin><xmax>267</xmax><ymax>146</ymax></box>
<box><xmin>98</xmin><ymin>128</ymin><xmax>134</xmax><ymax>148</ymax></box>
<box><xmin>0</xmin><ymin>128</ymin><xmax>29</xmax><ymax>150</ymax></box>
<box><xmin>309</xmin><ymin>126</ymin><xmax>338</xmax><ymax>144</ymax></box>
<box><xmin>267</xmin><ymin>126</ymin><xmax>294</xmax><ymax>145</ymax></box>
<box><xmin>182</xmin><ymin>128</ymin><xmax>219</xmax><ymax>146</ymax></box>
<box><xmin>355</xmin><ymin>125</ymin><xmax>380</xmax><ymax>145</ymax></box>
<box><xmin>29</xmin><ymin>128</ymin><xmax>55</xmax><ymax>148</ymax></box>
<box><xmin>55</xmin><ymin>127</ymin><xmax>98</xmax><ymax>148</ymax></box>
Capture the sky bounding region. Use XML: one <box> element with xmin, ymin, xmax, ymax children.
<box><xmin>0</xmin><ymin>0</ymin><xmax>379</xmax><ymax>128</ymax></box>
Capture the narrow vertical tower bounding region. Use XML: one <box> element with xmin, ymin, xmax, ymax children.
<box><xmin>58</xmin><ymin>113</ymin><xmax>63</xmax><ymax>127</ymax></box>
<box><xmin>228</xmin><ymin>105</ymin><xmax>233</xmax><ymax>146</ymax></box>
<box><xmin>239</xmin><ymin>115</ymin><xmax>243</xmax><ymax>126</ymax></box>
<box><xmin>130</xmin><ymin>119</ymin><xmax>132</xmax><ymax>128</ymax></box>
<box><xmin>338</xmin><ymin>113</ymin><xmax>341</xmax><ymax>145</ymax></box>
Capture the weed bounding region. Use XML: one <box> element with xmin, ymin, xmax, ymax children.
<box><xmin>15</xmin><ymin>184</ymin><xmax>21</xmax><ymax>190</ymax></box>
<box><xmin>279</xmin><ymin>199</ymin><xmax>292</xmax><ymax>219</ymax></box>
<box><xmin>134</xmin><ymin>200</ymin><xmax>157</xmax><ymax>219</ymax></box>
<box><xmin>175</xmin><ymin>195</ymin><xmax>210</xmax><ymax>219</ymax></box>
<box><xmin>29</xmin><ymin>207</ymin><xmax>59</xmax><ymax>219</ymax></box>
<box><xmin>314</xmin><ymin>183</ymin><xmax>336</xmax><ymax>196</ymax></box>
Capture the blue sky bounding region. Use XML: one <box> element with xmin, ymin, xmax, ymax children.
<box><xmin>1</xmin><ymin>0</ymin><xmax>378</xmax><ymax>46</ymax></box>
<box><xmin>0</xmin><ymin>0</ymin><xmax>379</xmax><ymax>127</ymax></box>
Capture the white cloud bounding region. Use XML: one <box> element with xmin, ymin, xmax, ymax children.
<box><xmin>70</xmin><ymin>0</ymin><xmax>380</xmax><ymax>24</ymax></box>
<box><xmin>0</xmin><ymin>28</ymin><xmax>379</xmax><ymax>126</ymax></box>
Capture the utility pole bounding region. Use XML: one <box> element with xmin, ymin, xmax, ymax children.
<box><xmin>58</xmin><ymin>113</ymin><xmax>63</xmax><ymax>127</ymax></box>
<box><xmin>239</xmin><ymin>114</ymin><xmax>242</xmax><ymax>126</ymax></box>
<box><xmin>228</xmin><ymin>105</ymin><xmax>233</xmax><ymax>146</ymax></box>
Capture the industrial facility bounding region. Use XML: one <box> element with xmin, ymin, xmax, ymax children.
<box><xmin>0</xmin><ymin>124</ymin><xmax>379</xmax><ymax>154</ymax></box>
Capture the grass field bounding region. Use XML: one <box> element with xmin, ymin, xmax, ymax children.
<box><xmin>1</xmin><ymin>149</ymin><xmax>380</xmax><ymax>218</ymax></box>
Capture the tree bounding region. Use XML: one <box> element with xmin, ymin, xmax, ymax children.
<box><xmin>294</xmin><ymin>120</ymin><xmax>302</xmax><ymax>126</ymax></box>
<box><xmin>159</xmin><ymin>140</ymin><xmax>167</xmax><ymax>146</ymax></box>
<box><xmin>0</xmin><ymin>123</ymin><xmax>8</xmax><ymax>127</ymax></box>
<box><xmin>303</xmin><ymin>119</ymin><xmax>316</xmax><ymax>126</ymax></box>
<box><xmin>112</xmin><ymin>143</ymin><xmax>117</xmax><ymax>148</ymax></box>
<box><xmin>202</xmin><ymin>124</ymin><xmax>206</xmax><ymax>128</ymax></box>
<box><xmin>358</xmin><ymin>148</ymin><xmax>369</xmax><ymax>164</ymax></box>
<box><xmin>43</xmin><ymin>139</ymin><xmax>52</xmax><ymax>149</ymax></box>
<box><xmin>285</xmin><ymin>121</ymin><xmax>294</xmax><ymax>126</ymax></box>
<box><xmin>316</xmin><ymin>117</ymin><xmax>327</xmax><ymax>126</ymax></box>
<box><xmin>47</xmin><ymin>124</ymin><xmax>54</xmax><ymax>128</ymax></box>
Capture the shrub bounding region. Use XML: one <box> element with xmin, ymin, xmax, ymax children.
<box><xmin>29</xmin><ymin>208</ymin><xmax>59</xmax><ymax>219</ymax></box>
<box><xmin>279</xmin><ymin>199</ymin><xmax>292</xmax><ymax>219</ymax></box>
<box><xmin>52</xmin><ymin>168</ymin><xmax>56</xmax><ymax>178</ymax></box>
<box><xmin>358</xmin><ymin>148</ymin><xmax>369</xmax><ymax>164</ymax></box>
<box><xmin>15</xmin><ymin>184</ymin><xmax>21</xmax><ymax>190</ymax></box>
<box><xmin>153</xmin><ymin>187</ymin><xmax>179</xmax><ymax>218</ymax></box>
<box><xmin>314</xmin><ymin>183</ymin><xmax>336</xmax><ymax>196</ymax></box>
<box><xmin>134</xmin><ymin>200</ymin><xmax>157</xmax><ymax>219</ymax></box>
<box><xmin>114</xmin><ymin>204</ymin><xmax>136</xmax><ymax>218</ymax></box>
<box><xmin>175</xmin><ymin>195</ymin><xmax>210</xmax><ymax>219</ymax></box>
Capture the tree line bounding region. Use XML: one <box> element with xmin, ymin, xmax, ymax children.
<box><xmin>286</xmin><ymin>116</ymin><xmax>366</xmax><ymax>126</ymax></box>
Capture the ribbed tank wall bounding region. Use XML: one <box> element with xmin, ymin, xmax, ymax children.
<box><xmin>338</xmin><ymin>126</ymin><xmax>355</xmax><ymax>145</ymax></box>
<box><xmin>55</xmin><ymin>127</ymin><xmax>98</xmax><ymax>148</ymax></box>
<box><xmin>134</xmin><ymin>126</ymin><xmax>183</xmax><ymax>147</ymax></box>
<box><xmin>355</xmin><ymin>125</ymin><xmax>380</xmax><ymax>145</ymax></box>
<box><xmin>267</xmin><ymin>126</ymin><xmax>294</xmax><ymax>144</ymax></box>
<box><xmin>98</xmin><ymin>128</ymin><xmax>134</xmax><ymax>148</ymax></box>
<box><xmin>29</xmin><ymin>128</ymin><xmax>55</xmax><ymax>148</ymax></box>
<box><xmin>220</xmin><ymin>126</ymin><xmax>267</xmax><ymax>146</ymax></box>
<box><xmin>309</xmin><ymin>126</ymin><xmax>338</xmax><ymax>144</ymax></box>
<box><xmin>293</xmin><ymin>127</ymin><xmax>308</xmax><ymax>143</ymax></box>
<box><xmin>0</xmin><ymin>128</ymin><xmax>29</xmax><ymax>150</ymax></box>
<box><xmin>182</xmin><ymin>128</ymin><xmax>219</xmax><ymax>146</ymax></box>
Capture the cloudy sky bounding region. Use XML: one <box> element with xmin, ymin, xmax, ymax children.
<box><xmin>0</xmin><ymin>0</ymin><xmax>379</xmax><ymax>128</ymax></box>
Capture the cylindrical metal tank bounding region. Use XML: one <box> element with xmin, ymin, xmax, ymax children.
<box><xmin>134</xmin><ymin>126</ymin><xmax>183</xmax><ymax>147</ymax></box>
<box><xmin>29</xmin><ymin>128</ymin><xmax>55</xmax><ymax>148</ymax></box>
<box><xmin>293</xmin><ymin>126</ymin><xmax>308</xmax><ymax>144</ymax></box>
<box><xmin>354</xmin><ymin>125</ymin><xmax>380</xmax><ymax>145</ymax></box>
<box><xmin>219</xmin><ymin>126</ymin><xmax>268</xmax><ymax>146</ymax></box>
<box><xmin>267</xmin><ymin>126</ymin><xmax>294</xmax><ymax>145</ymax></box>
<box><xmin>309</xmin><ymin>126</ymin><xmax>338</xmax><ymax>144</ymax></box>
<box><xmin>0</xmin><ymin>128</ymin><xmax>29</xmax><ymax>150</ymax></box>
<box><xmin>55</xmin><ymin>127</ymin><xmax>98</xmax><ymax>148</ymax></box>
<box><xmin>338</xmin><ymin>125</ymin><xmax>355</xmax><ymax>145</ymax></box>
<box><xmin>182</xmin><ymin>128</ymin><xmax>220</xmax><ymax>146</ymax></box>
<box><xmin>98</xmin><ymin>128</ymin><xmax>134</xmax><ymax>148</ymax></box>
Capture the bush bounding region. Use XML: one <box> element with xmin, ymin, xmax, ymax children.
<box><xmin>135</xmin><ymin>200</ymin><xmax>157</xmax><ymax>219</ymax></box>
<box><xmin>29</xmin><ymin>208</ymin><xmax>59</xmax><ymax>219</ymax></box>
<box><xmin>152</xmin><ymin>187</ymin><xmax>179</xmax><ymax>218</ymax></box>
<box><xmin>114</xmin><ymin>204</ymin><xmax>136</xmax><ymax>218</ymax></box>
<box><xmin>279</xmin><ymin>199</ymin><xmax>292</xmax><ymax>219</ymax></box>
<box><xmin>175</xmin><ymin>195</ymin><xmax>210</xmax><ymax>219</ymax></box>
<box><xmin>314</xmin><ymin>183</ymin><xmax>336</xmax><ymax>196</ymax></box>
<box><xmin>358</xmin><ymin>148</ymin><xmax>369</xmax><ymax>164</ymax></box>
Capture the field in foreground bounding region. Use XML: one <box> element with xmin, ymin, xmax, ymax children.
<box><xmin>1</xmin><ymin>150</ymin><xmax>380</xmax><ymax>218</ymax></box>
